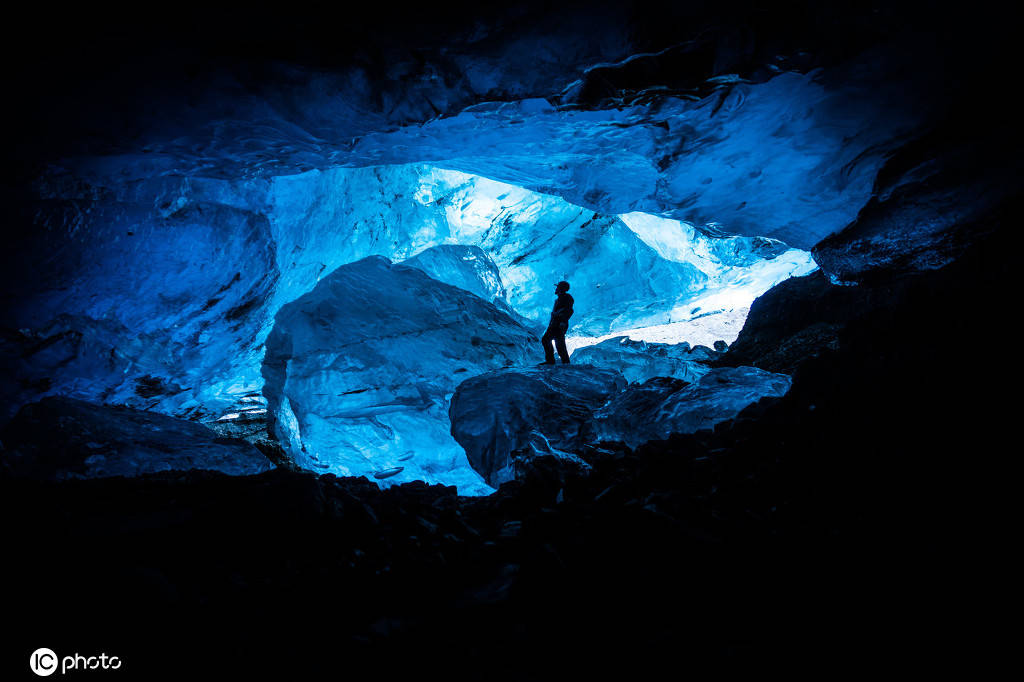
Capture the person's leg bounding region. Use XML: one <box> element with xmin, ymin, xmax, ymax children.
<box><xmin>555</xmin><ymin>332</ymin><xmax>570</xmax><ymax>364</ymax></box>
<box><xmin>541</xmin><ymin>328</ymin><xmax>556</xmax><ymax>363</ymax></box>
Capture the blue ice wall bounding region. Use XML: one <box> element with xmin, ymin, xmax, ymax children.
<box><xmin>3</xmin><ymin>164</ymin><xmax>814</xmax><ymax>434</ymax></box>
<box><xmin>2</xmin><ymin>175</ymin><xmax>278</xmax><ymax>421</ymax></box>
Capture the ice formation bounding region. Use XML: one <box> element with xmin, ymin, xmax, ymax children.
<box><xmin>1</xmin><ymin>159</ymin><xmax>820</xmax><ymax>490</ymax></box>
<box><xmin>569</xmin><ymin>336</ymin><xmax>716</xmax><ymax>384</ymax></box>
<box><xmin>2</xmin><ymin>163</ymin><xmax>814</xmax><ymax>429</ymax></box>
<box><xmin>5</xmin><ymin>0</ymin><xmax>961</xmax><ymax>494</ymax></box>
<box><xmin>402</xmin><ymin>244</ymin><xmax>507</xmax><ymax>304</ymax></box>
<box><xmin>261</xmin><ymin>256</ymin><xmax>538</xmax><ymax>494</ymax></box>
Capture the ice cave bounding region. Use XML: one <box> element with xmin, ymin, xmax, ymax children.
<box><xmin>2</xmin><ymin>0</ymin><xmax>1019</xmax><ymax>675</ymax></box>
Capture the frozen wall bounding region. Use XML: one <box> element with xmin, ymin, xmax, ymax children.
<box><xmin>2</xmin><ymin>163</ymin><xmax>813</xmax><ymax>431</ymax></box>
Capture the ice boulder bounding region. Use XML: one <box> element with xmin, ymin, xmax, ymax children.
<box><xmin>261</xmin><ymin>255</ymin><xmax>538</xmax><ymax>494</ymax></box>
<box><xmin>587</xmin><ymin>366</ymin><xmax>792</xmax><ymax>448</ymax></box>
<box><xmin>569</xmin><ymin>336</ymin><xmax>717</xmax><ymax>384</ymax></box>
<box><xmin>449</xmin><ymin>365</ymin><xmax>626</xmax><ymax>487</ymax></box>
<box><xmin>0</xmin><ymin>396</ymin><xmax>273</xmax><ymax>480</ymax></box>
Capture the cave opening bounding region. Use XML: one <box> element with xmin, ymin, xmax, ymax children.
<box><xmin>200</xmin><ymin>162</ymin><xmax>818</xmax><ymax>494</ymax></box>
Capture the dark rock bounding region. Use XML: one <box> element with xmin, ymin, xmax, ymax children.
<box><xmin>716</xmin><ymin>270</ymin><xmax>867</xmax><ymax>374</ymax></box>
<box><xmin>253</xmin><ymin>438</ymin><xmax>299</xmax><ymax>471</ymax></box>
<box><xmin>0</xmin><ymin>396</ymin><xmax>274</xmax><ymax>480</ymax></box>
<box><xmin>687</xmin><ymin>344</ymin><xmax>718</xmax><ymax>362</ymax></box>
<box><xmin>511</xmin><ymin>435</ymin><xmax>592</xmax><ymax>487</ymax></box>
<box><xmin>586</xmin><ymin>367</ymin><xmax>791</xmax><ymax>449</ymax></box>
<box><xmin>812</xmin><ymin>113</ymin><xmax>1024</xmax><ymax>283</ymax></box>
<box><xmin>449</xmin><ymin>365</ymin><xmax>626</xmax><ymax>486</ymax></box>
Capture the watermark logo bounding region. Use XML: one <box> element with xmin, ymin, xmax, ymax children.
<box><xmin>29</xmin><ymin>649</ymin><xmax>58</xmax><ymax>677</ymax></box>
<box><xmin>29</xmin><ymin>648</ymin><xmax>121</xmax><ymax>676</ymax></box>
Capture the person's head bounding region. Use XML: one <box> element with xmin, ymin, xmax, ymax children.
<box><xmin>555</xmin><ymin>280</ymin><xmax>570</xmax><ymax>294</ymax></box>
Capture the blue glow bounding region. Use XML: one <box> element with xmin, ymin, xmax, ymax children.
<box><xmin>5</xmin><ymin>162</ymin><xmax>818</xmax><ymax>491</ymax></box>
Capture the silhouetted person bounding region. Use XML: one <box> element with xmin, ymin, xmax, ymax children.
<box><xmin>541</xmin><ymin>280</ymin><xmax>573</xmax><ymax>365</ymax></box>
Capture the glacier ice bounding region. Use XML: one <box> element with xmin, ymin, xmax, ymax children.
<box><xmin>449</xmin><ymin>365</ymin><xmax>626</xmax><ymax>487</ymax></box>
<box><xmin>403</xmin><ymin>244</ymin><xmax>507</xmax><ymax>303</ymax></box>
<box><xmin>449</xmin><ymin>362</ymin><xmax>794</xmax><ymax>485</ymax></box>
<box><xmin>261</xmin><ymin>255</ymin><xmax>538</xmax><ymax>495</ymax></box>
<box><xmin>282</xmin><ymin>165</ymin><xmax>817</xmax><ymax>341</ymax></box>
<box><xmin>2</xmin><ymin>163</ymin><xmax>813</xmax><ymax>432</ymax></box>
<box><xmin>7</xmin><ymin>11</ymin><xmax>942</xmax><ymax>460</ymax></box>
<box><xmin>569</xmin><ymin>336</ymin><xmax>716</xmax><ymax>384</ymax></box>
<box><xmin>0</xmin><ymin>185</ymin><xmax>278</xmax><ymax>423</ymax></box>
<box><xmin>3</xmin><ymin>161</ymin><xmax>819</xmax><ymax>491</ymax></box>
<box><xmin>587</xmin><ymin>366</ymin><xmax>793</xmax><ymax>449</ymax></box>
<box><xmin>402</xmin><ymin>244</ymin><xmax>540</xmax><ymax>332</ymax></box>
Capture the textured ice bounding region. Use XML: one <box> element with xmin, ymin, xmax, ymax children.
<box><xmin>402</xmin><ymin>245</ymin><xmax>540</xmax><ymax>332</ymax></box>
<box><xmin>569</xmin><ymin>211</ymin><xmax>816</xmax><ymax>349</ymax></box>
<box><xmin>348</xmin><ymin>69</ymin><xmax>921</xmax><ymax>248</ymax></box>
<box><xmin>2</xmin><ymin>164</ymin><xmax>813</xmax><ymax>433</ymax></box>
<box><xmin>569</xmin><ymin>336</ymin><xmax>716</xmax><ymax>384</ymax></box>
<box><xmin>403</xmin><ymin>244</ymin><xmax>507</xmax><ymax>303</ymax></box>
<box><xmin>3</xmin><ymin>163</ymin><xmax>814</xmax><ymax>493</ymax></box>
<box><xmin>6</xmin><ymin>13</ymin><xmax>934</xmax><ymax>442</ymax></box>
<box><xmin>449</xmin><ymin>365</ymin><xmax>626</xmax><ymax>487</ymax></box>
<box><xmin>0</xmin><ymin>185</ymin><xmax>278</xmax><ymax>423</ymax></box>
<box><xmin>41</xmin><ymin>4</ymin><xmax>935</xmax><ymax>257</ymax></box>
<box><xmin>587</xmin><ymin>366</ymin><xmax>793</xmax><ymax>448</ymax></box>
<box><xmin>261</xmin><ymin>256</ymin><xmax>538</xmax><ymax>494</ymax></box>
